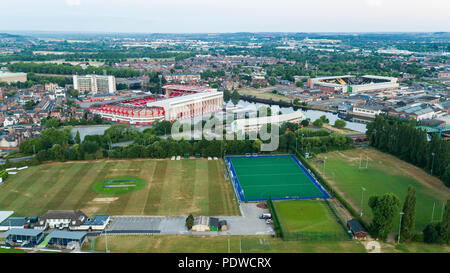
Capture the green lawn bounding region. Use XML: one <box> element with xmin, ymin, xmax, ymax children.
<box><xmin>0</xmin><ymin>158</ymin><xmax>240</xmax><ymax>217</ymax></box>
<box><xmin>0</xmin><ymin>247</ymin><xmax>26</xmax><ymax>253</ymax></box>
<box><xmin>88</xmin><ymin>235</ymin><xmax>367</xmax><ymax>253</ymax></box>
<box><xmin>274</xmin><ymin>200</ymin><xmax>345</xmax><ymax>234</ymax></box>
<box><xmin>308</xmin><ymin>148</ymin><xmax>450</xmax><ymax>231</ymax></box>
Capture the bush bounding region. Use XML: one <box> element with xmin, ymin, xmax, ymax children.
<box><xmin>185</xmin><ymin>214</ymin><xmax>194</xmax><ymax>230</ymax></box>
<box><xmin>334</xmin><ymin>119</ymin><xmax>346</xmax><ymax>129</ymax></box>
<box><xmin>423</xmin><ymin>223</ymin><xmax>440</xmax><ymax>243</ymax></box>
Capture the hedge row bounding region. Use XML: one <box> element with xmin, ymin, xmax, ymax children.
<box><xmin>267</xmin><ymin>199</ymin><xmax>283</xmax><ymax>238</ymax></box>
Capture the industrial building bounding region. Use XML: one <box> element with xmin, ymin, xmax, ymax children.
<box><xmin>308</xmin><ymin>75</ymin><xmax>399</xmax><ymax>93</ymax></box>
<box><xmin>0</xmin><ymin>71</ymin><xmax>27</xmax><ymax>84</ymax></box>
<box><xmin>89</xmin><ymin>85</ymin><xmax>222</xmax><ymax>125</ymax></box>
<box><xmin>73</xmin><ymin>74</ymin><xmax>116</xmax><ymax>95</ymax></box>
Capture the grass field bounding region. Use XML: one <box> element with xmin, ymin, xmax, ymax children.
<box><xmin>86</xmin><ymin>235</ymin><xmax>366</xmax><ymax>253</ymax></box>
<box><xmin>308</xmin><ymin>148</ymin><xmax>450</xmax><ymax>231</ymax></box>
<box><xmin>227</xmin><ymin>155</ymin><xmax>327</xmax><ymax>201</ymax></box>
<box><xmin>273</xmin><ymin>200</ymin><xmax>347</xmax><ymax>237</ymax></box>
<box><xmin>0</xmin><ymin>158</ymin><xmax>240</xmax><ymax>217</ymax></box>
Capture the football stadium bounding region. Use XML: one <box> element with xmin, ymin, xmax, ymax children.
<box><xmin>307</xmin><ymin>75</ymin><xmax>399</xmax><ymax>93</ymax></box>
<box><xmin>225</xmin><ymin>155</ymin><xmax>330</xmax><ymax>202</ymax></box>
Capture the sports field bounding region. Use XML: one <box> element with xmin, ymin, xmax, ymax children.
<box><xmin>0</xmin><ymin>159</ymin><xmax>240</xmax><ymax>217</ymax></box>
<box><xmin>273</xmin><ymin>200</ymin><xmax>349</xmax><ymax>240</ymax></box>
<box><xmin>226</xmin><ymin>155</ymin><xmax>328</xmax><ymax>201</ymax></box>
<box><xmin>308</xmin><ymin>148</ymin><xmax>450</xmax><ymax>231</ymax></box>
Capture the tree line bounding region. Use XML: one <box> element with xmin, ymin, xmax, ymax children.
<box><xmin>7</xmin><ymin>62</ymin><xmax>141</xmax><ymax>78</ymax></box>
<box><xmin>366</xmin><ymin>115</ymin><xmax>450</xmax><ymax>187</ymax></box>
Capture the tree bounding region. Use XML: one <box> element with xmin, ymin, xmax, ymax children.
<box><xmin>440</xmin><ymin>199</ymin><xmax>450</xmax><ymax>244</ymax></box>
<box><xmin>319</xmin><ymin>115</ymin><xmax>329</xmax><ymax>124</ymax></box>
<box><xmin>312</xmin><ymin>118</ymin><xmax>323</xmax><ymax>127</ymax></box>
<box><xmin>400</xmin><ymin>186</ymin><xmax>416</xmax><ymax>242</ymax></box>
<box><xmin>75</xmin><ymin>130</ymin><xmax>81</xmax><ymax>144</ymax></box>
<box><xmin>368</xmin><ymin>193</ymin><xmax>401</xmax><ymax>240</ymax></box>
<box><xmin>423</xmin><ymin>223</ymin><xmax>440</xmax><ymax>243</ymax></box>
<box><xmin>231</xmin><ymin>90</ymin><xmax>240</xmax><ymax>105</ymax></box>
<box><xmin>301</xmin><ymin>119</ymin><xmax>310</xmax><ymax>127</ymax></box>
<box><xmin>186</xmin><ymin>214</ymin><xmax>194</xmax><ymax>230</ymax></box>
<box><xmin>334</xmin><ymin>119</ymin><xmax>346</xmax><ymax>129</ymax></box>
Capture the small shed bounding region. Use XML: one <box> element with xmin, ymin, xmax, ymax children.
<box><xmin>209</xmin><ymin>217</ymin><xmax>219</xmax><ymax>232</ymax></box>
<box><xmin>47</xmin><ymin>230</ymin><xmax>87</xmax><ymax>248</ymax></box>
<box><xmin>192</xmin><ymin>216</ymin><xmax>210</xmax><ymax>232</ymax></box>
<box><xmin>347</xmin><ymin>219</ymin><xmax>368</xmax><ymax>240</ymax></box>
<box><xmin>219</xmin><ymin>220</ymin><xmax>228</xmax><ymax>231</ymax></box>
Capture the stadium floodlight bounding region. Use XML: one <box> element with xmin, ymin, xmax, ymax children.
<box><xmin>398</xmin><ymin>212</ymin><xmax>405</xmax><ymax>243</ymax></box>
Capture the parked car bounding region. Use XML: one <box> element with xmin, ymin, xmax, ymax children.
<box><xmin>259</xmin><ymin>213</ymin><xmax>272</xmax><ymax>220</ymax></box>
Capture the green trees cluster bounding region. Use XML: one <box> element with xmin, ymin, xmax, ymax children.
<box><xmin>423</xmin><ymin>200</ymin><xmax>450</xmax><ymax>244</ymax></box>
<box><xmin>368</xmin><ymin>193</ymin><xmax>401</xmax><ymax>240</ymax></box>
<box><xmin>8</xmin><ymin>62</ymin><xmax>140</xmax><ymax>78</ymax></box>
<box><xmin>366</xmin><ymin>115</ymin><xmax>450</xmax><ymax>187</ymax></box>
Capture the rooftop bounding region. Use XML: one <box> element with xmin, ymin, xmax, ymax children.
<box><xmin>47</xmin><ymin>230</ymin><xmax>87</xmax><ymax>240</ymax></box>
<box><xmin>4</xmin><ymin>228</ymin><xmax>43</xmax><ymax>237</ymax></box>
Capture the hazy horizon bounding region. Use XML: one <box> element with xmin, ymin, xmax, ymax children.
<box><xmin>1</xmin><ymin>0</ymin><xmax>449</xmax><ymax>33</ymax></box>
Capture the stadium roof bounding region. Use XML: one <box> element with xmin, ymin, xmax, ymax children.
<box><xmin>0</xmin><ymin>72</ymin><xmax>26</xmax><ymax>77</ymax></box>
<box><xmin>4</xmin><ymin>228</ymin><xmax>43</xmax><ymax>237</ymax></box>
<box><xmin>0</xmin><ymin>211</ymin><xmax>14</xmax><ymax>224</ymax></box>
<box><xmin>48</xmin><ymin>230</ymin><xmax>87</xmax><ymax>240</ymax></box>
<box><xmin>163</xmin><ymin>85</ymin><xmax>216</xmax><ymax>93</ymax></box>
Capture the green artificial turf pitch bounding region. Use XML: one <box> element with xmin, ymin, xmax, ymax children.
<box><xmin>227</xmin><ymin>155</ymin><xmax>327</xmax><ymax>201</ymax></box>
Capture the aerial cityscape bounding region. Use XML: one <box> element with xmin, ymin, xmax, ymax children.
<box><xmin>0</xmin><ymin>0</ymin><xmax>448</xmax><ymax>267</ymax></box>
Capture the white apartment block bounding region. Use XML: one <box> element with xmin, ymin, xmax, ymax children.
<box><xmin>73</xmin><ymin>75</ymin><xmax>116</xmax><ymax>95</ymax></box>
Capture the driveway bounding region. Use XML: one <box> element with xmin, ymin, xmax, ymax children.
<box><xmin>105</xmin><ymin>203</ymin><xmax>274</xmax><ymax>236</ymax></box>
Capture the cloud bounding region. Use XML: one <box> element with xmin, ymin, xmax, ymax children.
<box><xmin>66</xmin><ymin>0</ymin><xmax>81</xmax><ymax>7</ymax></box>
<box><xmin>365</xmin><ymin>0</ymin><xmax>383</xmax><ymax>7</ymax></box>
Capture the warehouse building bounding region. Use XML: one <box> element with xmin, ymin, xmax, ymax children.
<box><xmin>4</xmin><ymin>228</ymin><xmax>45</xmax><ymax>247</ymax></box>
<box><xmin>47</xmin><ymin>230</ymin><xmax>87</xmax><ymax>248</ymax></box>
<box><xmin>0</xmin><ymin>72</ymin><xmax>27</xmax><ymax>84</ymax></box>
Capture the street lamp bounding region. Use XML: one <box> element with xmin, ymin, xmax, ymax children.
<box><xmin>323</xmin><ymin>156</ymin><xmax>327</xmax><ymax>177</ymax></box>
<box><xmin>430</xmin><ymin>152</ymin><xmax>435</xmax><ymax>175</ymax></box>
<box><xmin>360</xmin><ymin>187</ymin><xmax>366</xmax><ymax>217</ymax></box>
<box><xmin>398</xmin><ymin>211</ymin><xmax>405</xmax><ymax>244</ymax></box>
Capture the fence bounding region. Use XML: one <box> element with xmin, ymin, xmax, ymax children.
<box><xmin>267</xmin><ymin>199</ymin><xmax>283</xmax><ymax>238</ymax></box>
<box><xmin>324</xmin><ymin>199</ymin><xmax>353</xmax><ymax>240</ymax></box>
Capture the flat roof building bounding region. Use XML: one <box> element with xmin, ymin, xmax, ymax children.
<box><xmin>47</xmin><ymin>230</ymin><xmax>87</xmax><ymax>248</ymax></box>
<box><xmin>73</xmin><ymin>74</ymin><xmax>116</xmax><ymax>95</ymax></box>
<box><xmin>4</xmin><ymin>228</ymin><xmax>45</xmax><ymax>247</ymax></box>
<box><xmin>0</xmin><ymin>72</ymin><xmax>27</xmax><ymax>84</ymax></box>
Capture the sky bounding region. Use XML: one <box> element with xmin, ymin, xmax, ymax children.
<box><xmin>0</xmin><ymin>0</ymin><xmax>449</xmax><ymax>33</ymax></box>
